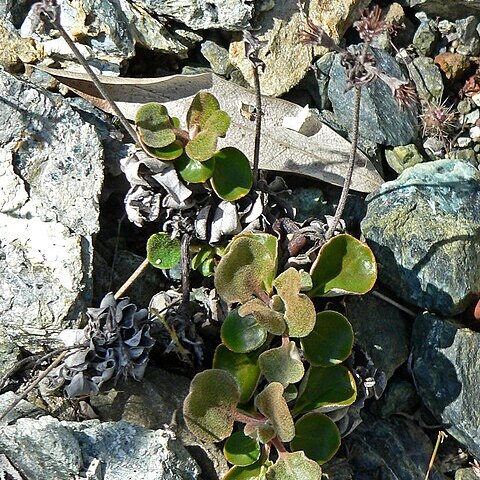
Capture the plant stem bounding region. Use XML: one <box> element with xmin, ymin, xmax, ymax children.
<box><xmin>324</xmin><ymin>85</ymin><xmax>361</xmax><ymax>241</ymax></box>
<box><xmin>114</xmin><ymin>257</ymin><xmax>150</xmax><ymax>300</ymax></box>
<box><xmin>424</xmin><ymin>430</ymin><xmax>447</xmax><ymax>480</ymax></box>
<box><xmin>271</xmin><ymin>436</ymin><xmax>287</xmax><ymax>454</ymax></box>
<box><xmin>252</xmin><ymin>64</ymin><xmax>262</xmax><ymax>185</ymax></box>
<box><xmin>371</xmin><ymin>290</ymin><xmax>416</xmax><ymax>317</ymax></box>
<box><xmin>181</xmin><ymin>234</ymin><xmax>191</xmax><ymax>305</ymax></box>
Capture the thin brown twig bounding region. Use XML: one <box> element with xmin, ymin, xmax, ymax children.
<box><xmin>424</xmin><ymin>430</ymin><xmax>447</xmax><ymax>480</ymax></box>
<box><xmin>180</xmin><ymin>234</ymin><xmax>191</xmax><ymax>306</ymax></box>
<box><xmin>252</xmin><ymin>63</ymin><xmax>262</xmax><ymax>185</ymax></box>
<box><xmin>371</xmin><ymin>290</ymin><xmax>416</xmax><ymax>317</ymax></box>
<box><xmin>114</xmin><ymin>257</ymin><xmax>150</xmax><ymax>300</ymax></box>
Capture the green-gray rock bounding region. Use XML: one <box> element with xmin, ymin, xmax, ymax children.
<box><xmin>412</xmin><ymin>313</ymin><xmax>480</xmax><ymax>460</ymax></box>
<box><xmin>385</xmin><ymin>144</ymin><xmax>425</xmax><ymax>174</ymax></box>
<box><xmin>410</xmin><ymin>56</ymin><xmax>444</xmax><ymax>103</ymax></box>
<box><xmin>362</xmin><ymin>159</ymin><xmax>480</xmax><ymax>315</ymax></box>
<box><xmin>410</xmin><ymin>0</ymin><xmax>480</xmax><ymax>21</ymax></box>
<box><xmin>370</xmin><ymin>377</ymin><xmax>419</xmax><ymax>418</ymax></box>
<box><xmin>456</xmin><ymin>468</ymin><xmax>480</xmax><ymax>480</ymax></box>
<box><xmin>201</xmin><ymin>40</ymin><xmax>233</xmax><ymax>77</ymax></box>
<box><xmin>412</xmin><ymin>20</ymin><xmax>438</xmax><ymax>56</ymax></box>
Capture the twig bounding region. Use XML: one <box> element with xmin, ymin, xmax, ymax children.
<box><xmin>180</xmin><ymin>234</ymin><xmax>191</xmax><ymax>306</ymax></box>
<box><xmin>424</xmin><ymin>430</ymin><xmax>447</xmax><ymax>480</ymax></box>
<box><xmin>252</xmin><ymin>64</ymin><xmax>262</xmax><ymax>185</ymax></box>
<box><xmin>371</xmin><ymin>290</ymin><xmax>416</xmax><ymax>317</ymax></box>
<box><xmin>114</xmin><ymin>257</ymin><xmax>150</xmax><ymax>300</ymax></box>
<box><xmin>325</xmin><ymin>85</ymin><xmax>361</xmax><ymax>240</ymax></box>
<box><xmin>0</xmin><ymin>350</ymin><xmax>68</xmax><ymax>423</ymax></box>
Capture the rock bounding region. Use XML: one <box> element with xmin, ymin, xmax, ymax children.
<box><xmin>0</xmin><ymin>20</ymin><xmax>39</xmax><ymax>72</ymax></box>
<box><xmin>201</xmin><ymin>40</ymin><xmax>233</xmax><ymax>77</ymax></box>
<box><xmin>345</xmin><ymin>293</ymin><xmax>410</xmax><ymax>381</ymax></box>
<box><xmin>321</xmin><ymin>457</ymin><xmax>354</xmax><ymax>479</ymax></box>
<box><xmin>409</xmin><ymin>0</ymin><xmax>480</xmax><ymax>21</ymax></box>
<box><xmin>0</xmin><ymin>391</ymin><xmax>46</xmax><ymax>424</ymax></box>
<box><xmin>372</xmin><ymin>3</ymin><xmax>406</xmax><ymax>51</ymax></box>
<box><xmin>370</xmin><ymin>377</ymin><xmax>419</xmax><ymax>418</ymax></box>
<box><xmin>312</xmin><ymin>52</ymin><xmax>335</xmax><ymax>110</ymax></box>
<box><xmin>137</xmin><ymin>0</ymin><xmax>253</xmax><ymax>30</ymax></box>
<box><xmin>346</xmin><ymin>413</ymin><xmax>446</xmax><ymax>479</ymax></box>
<box><xmin>385</xmin><ymin>144</ymin><xmax>425</xmax><ymax>174</ymax></box>
<box><xmin>457</xmin><ymin>99</ymin><xmax>473</xmax><ymax>115</ymax></box>
<box><xmin>0</xmin><ymin>341</ymin><xmax>20</xmax><ymax>381</ymax></box>
<box><xmin>361</xmin><ymin>159</ymin><xmax>480</xmax><ymax>315</ymax></box>
<box><xmin>434</xmin><ymin>52</ymin><xmax>471</xmax><ymax>83</ymax></box>
<box><xmin>0</xmin><ymin>409</ymin><xmax>200</xmax><ymax>480</ymax></box>
<box><xmin>0</xmin><ymin>70</ymin><xmax>103</xmax><ymax>352</ymax></box>
<box><xmin>470</xmin><ymin>125</ymin><xmax>480</xmax><ymax>142</ymax></box>
<box><xmin>455</xmin><ymin>16</ymin><xmax>480</xmax><ymax>56</ymax></box>
<box><xmin>290</xmin><ymin>187</ymin><xmax>329</xmax><ymax>222</ymax></box>
<box><xmin>410</xmin><ymin>56</ymin><xmax>444</xmax><ymax>103</ymax></box>
<box><xmin>456</xmin><ymin>468</ymin><xmax>480</xmax><ymax>479</ymax></box>
<box><xmin>413</xmin><ymin>19</ymin><xmax>439</xmax><ymax>56</ymax></box>
<box><xmin>229</xmin><ymin>0</ymin><xmax>370</xmax><ymax>97</ymax></box>
<box><xmin>328</xmin><ymin>47</ymin><xmax>418</xmax><ymax>146</ymax></box>
<box><xmin>412</xmin><ymin>313</ymin><xmax>480</xmax><ymax>460</ymax></box>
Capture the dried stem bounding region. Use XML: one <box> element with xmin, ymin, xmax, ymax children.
<box><xmin>371</xmin><ymin>290</ymin><xmax>416</xmax><ymax>317</ymax></box>
<box><xmin>181</xmin><ymin>234</ymin><xmax>191</xmax><ymax>306</ymax></box>
<box><xmin>325</xmin><ymin>85</ymin><xmax>361</xmax><ymax>240</ymax></box>
<box><xmin>252</xmin><ymin>64</ymin><xmax>262</xmax><ymax>185</ymax></box>
<box><xmin>424</xmin><ymin>431</ymin><xmax>447</xmax><ymax>480</ymax></box>
<box><xmin>114</xmin><ymin>257</ymin><xmax>150</xmax><ymax>300</ymax></box>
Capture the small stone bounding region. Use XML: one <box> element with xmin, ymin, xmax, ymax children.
<box><xmin>457</xmin><ymin>98</ymin><xmax>473</xmax><ymax>115</ymax></box>
<box><xmin>410</xmin><ymin>56</ymin><xmax>444</xmax><ymax>103</ymax></box>
<box><xmin>448</xmin><ymin>148</ymin><xmax>477</xmax><ymax>166</ymax></box>
<box><xmin>370</xmin><ymin>378</ymin><xmax>419</xmax><ymax>418</ymax></box>
<box><xmin>423</xmin><ymin>136</ymin><xmax>445</xmax><ymax>158</ymax></box>
<box><xmin>455</xmin><ymin>468</ymin><xmax>480</xmax><ymax>479</ymax></box>
<box><xmin>385</xmin><ymin>144</ymin><xmax>425</xmax><ymax>174</ymax></box>
<box><xmin>362</xmin><ymin>159</ymin><xmax>480</xmax><ymax>315</ymax></box>
<box><xmin>455</xmin><ymin>16</ymin><xmax>480</xmax><ymax>56</ymax></box>
<box><xmin>290</xmin><ymin>187</ymin><xmax>328</xmax><ymax>222</ymax></box>
<box><xmin>0</xmin><ymin>20</ymin><xmax>39</xmax><ymax>72</ymax></box>
<box><xmin>413</xmin><ymin>20</ymin><xmax>439</xmax><ymax>56</ymax></box>
<box><xmin>200</xmin><ymin>40</ymin><xmax>233</xmax><ymax>77</ymax></box>
<box><xmin>410</xmin><ymin>0</ymin><xmax>480</xmax><ymax>22</ymax></box>
<box><xmin>457</xmin><ymin>137</ymin><xmax>473</xmax><ymax>148</ymax></box>
<box><xmin>471</xmin><ymin>92</ymin><xmax>480</xmax><ymax>107</ymax></box>
<box><xmin>470</xmin><ymin>125</ymin><xmax>480</xmax><ymax>141</ymax></box>
<box><xmin>412</xmin><ymin>313</ymin><xmax>480</xmax><ymax>460</ymax></box>
<box><xmin>438</xmin><ymin>20</ymin><xmax>455</xmax><ymax>35</ymax></box>
<box><xmin>434</xmin><ymin>52</ymin><xmax>471</xmax><ymax>82</ymax></box>
<box><xmin>0</xmin><ymin>342</ymin><xmax>20</xmax><ymax>380</ymax></box>
<box><xmin>372</xmin><ymin>3</ymin><xmax>406</xmax><ymax>51</ymax></box>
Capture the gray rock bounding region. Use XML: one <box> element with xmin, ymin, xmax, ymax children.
<box><xmin>0</xmin><ymin>70</ymin><xmax>103</xmax><ymax>352</ymax></box>
<box><xmin>412</xmin><ymin>313</ymin><xmax>480</xmax><ymax>460</ymax></box>
<box><xmin>0</xmin><ymin>341</ymin><xmax>20</xmax><ymax>380</ymax></box>
<box><xmin>345</xmin><ymin>293</ymin><xmax>411</xmax><ymax>381</ymax></box>
<box><xmin>0</xmin><ymin>392</ymin><xmax>46</xmax><ymax>425</ymax></box>
<box><xmin>361</xmin><ymin>159</ymin><xmax>480</xmax><ymax>315</ymax></box>
<box><xmin>409</xmin><ymin>0</ymin><xmax>480</xmax><ymax>21</ymax></box>
<box><xmin>328</xmin><ymin>47</ymin><xmax>418</xmax><ymax>146</ymax></box>
<box><xmin>346</xmin><ymin>413</ymin><xmax>446</xmax><ymax>479</ymax></box>
<box><xmin>290</xmin><ymin>187</ymin><xmax>329</xmax><ymax>222</ymax></box>
<box><xmin>413</xmin><ymin>20</ymin><xmax>439</xmax><ymax>56</ymax></box>
<box><xmin>0</xmin><ymin>412</ymin><xmax>200</xmax><ymax>480</ymax></box>
<box><xmin>410</xmin><ymin>56</ymin><xmax>444</xmax><ymax>103</ymax></box>
<box><xmin>370</xmin><ymin>377</ymin><xmax>419</xmax><ymax>418</ymax></box>
<box><xmin>456</xmin><ymin>16</ymin><xmax>480</xmax><ymax>56</ymax></box>
<box><xmin>456</xmin><ymin>468</ymin><xmax>480</xmax><ymax>479</ymax></box>
<box><xmin>385</xmin><ymin>144</ymin><xmax>425</xmax><ymax>174</ymax></box>
<box><xmin>313</xmin><ymin>52</ymin><xmax>335</xmax><ymax>110</ymax></box>
<box><xmin>201</xmin><ymin>40</ymin><xmax>233</xmax><ymax>77</ymax></box>
<box><xmin>137</xmin><ymin>0</ymin><xmax>253</xmax><ymax>30</ymax></box>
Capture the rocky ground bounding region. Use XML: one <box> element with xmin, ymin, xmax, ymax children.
<box><xmin>2</xmin><ymin>0</ymin><xmax>480</xmax><ymax>479</ymax></box>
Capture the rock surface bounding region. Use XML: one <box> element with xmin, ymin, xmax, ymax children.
<box><xmin>410</xmin><ymin>56</ymin><xmax>444</xmax><ymax>103</ymax></box>
<box><xmin>362</xmin><ymin>159</ymin><xmax>480</xmax><ymax>315</ymax></box>
<box><xmin>328</xmin><ymin>47</ymin><xmax>418</xmax><ymax>146</ymax></box>
<box><xmin>409</xmin><ymin>0</ymin><xmax>480</xmax><ymax>21</ymax></box>
<box><xmin>412</xmin><ymin>313</ymin><xmax>480</xmax><ymax>460</ymax></box>
<box><xmin>0</xmin><ymin>70</ymin><xmax>103</xmax><ymax>352</ymax></box>
<box><xmin>229</xmin><ymin>0</ymin><xmax>370</xmax><ymax>97</ymax></box>
<box><xmin>385</xmin><ymin>144</ymin><xmax>425</xmax><ymax>174</ymax></box>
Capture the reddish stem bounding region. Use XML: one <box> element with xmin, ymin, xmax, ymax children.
<box><xmin>270</xmin><ymin>436</ymin><xmax>287</xmax><ymax>454</ymax></box>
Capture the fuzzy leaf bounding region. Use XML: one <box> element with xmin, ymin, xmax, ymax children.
<box><xmin>266</xmin><ymin>452</ymin><xmax>322</xmax><ymax>480</ymax></box>
<box><xmin>239</xmin><ymin>299</ymin><xmax>286</xmax><ymax>336</ymax></box>
<box><xmin>221</xmin><ymin>308</ymin><xmax>267</xmax><ymax>353</ymax></box>
<box><xmin>211</xmin><ymin>147</ymin><xmax>253</xmax><ymax>202</ymax></box>
<box><xmin>145</xmin><ymin>140</ymin><xmax>184</xmax><ymax>161</ymax></box>
<box><xmin>215</xmin><ymin>236</ymin><xmax>275</xmax><ymax>304</ymax></box>
<box><xmin>258</xmin><ymin>341</ymin><xmax>304</xmax><ymax>388</ymax></box>
<box><xmin>223</xmin><ymin>457</ymin><xmax>271</xmax><ymax>480</ymax></box>
<box><xmin>290</xmin><ymin>413</ymin><xmax>340</xmax><ymax>464</ymax></box>
<box><xmin>224</xmin><ymin>431</ymin><xmax>261</xmax><ymax>466</ymax></box>
<box><xmin>255</xmin><ymin>383</ymin><xmax>295</xmax><ymax>443</ymax></box>
<box><xmin>176</xmin><ymin>154</ymin><xmax>215</xmax><ymax>183</ymax></box>
<box><xmin>192</xmin><ymin>245</ymin><xmax>216</xmax><ymax>277</ymax></box>
<box><xmin>214</xmin><ymin>345</ymin><xmax>261</xmax><ymax>403</ymax></box>
<box><xmin>273</xmin><ymin>268</ymin><xmax>316</xmax><ymax>338</ymax></box>
<box><xmin>283</xmin><ymin>384</ymin><xmax>298</xmax><ymax>403</ymax></box>
<box><xmin>244</xmin><ymin>423</ymin><xmax>276</xmax><ymax>444</ymax></box>
<box><xmin>135</xmin><ymin>102</ymin><xmax>176</xmax><ymax>148</ymax></box>
<box><xmin>309</xmin><ymin>234</ymin><xmax>377</xmax><ymax>297</ymax></box>
<box><xmin>205</xmin><ymin>109</ymin><xmax>231</xmax><ymax>136</ymax></box>
<box><xmin>183</xmin><ymin>369</ymin><xmax>240</xmax><ymax>443</ymax></box>
<box><xmin>147</xmin><ymin>233</ymin><xmax>181</xmax><ymax>269</ymax></box>
<box><xmin>301</xmin><ymin>311</ymin><xmax>354</xmax><ymax>367</ymax></box>
<box><xmin>292</xmin><ymin>365</ymin><xmax>357</xmax><ymax>416</ymax></box>
<box><xmin>187</xmin><ymin>91</ymin><xmax>220</xmax><ymax>130</ymax></box>
<box><xmin>186</xmin><ymin>130</ymin><xmax>218</xmax><ymax>162</ymax></box>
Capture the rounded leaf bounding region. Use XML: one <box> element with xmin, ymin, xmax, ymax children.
<box><xmin>221</xmin><ymin>308</ymin><xmax>267</xmax><ymax>353</ymax></box>
<box><xmin>176</xmin><ymin>154</ymin><xmax>215</xmax><ymax>183</ymax></box>
<box><xmin>290</xmin><ymin>413</ymin><xmax>340</xmax><ymax>464</ymax></box>
<box><xmin>147</xmin><ymin>233</ymin><xmax>181</xmax><ymax>269</ymax></box>
<box><xmin>309</xmin><ymin>234</ymin><xmax>377</xmax><ymax>297</ymax></box>
<box><xmin>187</xmin><ymin>91</ymin><xmax>220</xmax><ymax>130</ymax></box>
<box><xmin>211</xmin><ymin>147</ymin><xmax>253</xmax><ymax>202</ymax></box>
<box><xmin>223</xmin><ymin>457</ymin><xmax>271</xmax><ymax>480</ymax></box>
<box><xmin>283</xmin><ymin>384</ymin><xmax>298</xmax><ymax>403</ymax></box>
<box><xmin>135</xmin><ymin>102</ymin><xmax>176</xmax><ymax>148</ymax></box>
<box><xmin>292</xmin><ymin>365</ymin><xmax>357</xmax><ymax>416</ymax></box>
<box><xmin>214</xmin><ymin>345</ymin><xmax>261</xmax><ymax>403</ymax></box>
<box><xmin>145</xmin><ymin>140</ymin><xmax>184</xmax><ymax>161</ymax></box>
<box><xmin>258</xmin><ymin>341</ymin><xmax>304</xmax><ymax>387</ymax></box>
<box><xmin>244</xmin><ymin>422</ymin><xmax>276</xmax><ymax>444</ymax></box>
<box><xmin>224</xmin><ymin>431</ymin><xmax>261</xmax><ymax>466</ymax></box>
<box><xmin>239</xmin><ymin>300</ymin><xmax>286</xmax><ymax>336</ymax></box>
<box><xmin>183</xmin><ymin>369</ymin><xmax>240</xmax><ymax>443</ymax></box>
<box><xmin>205</xmin><ymin>109</ymin><xmax>231</xmax><ymax>136</ymax></box>
<box><xmin>266</xmin><ymin>452</ymin><xmax>322</xmax><ymax>480</ymax></box>
<box><xmin>186</xmin><ymin>130</ymin><xmax>218</xmax><ymax>162</ymax></box>
<box><xmin>301</xmin><ymin>311</ymin><xmax>354</xmax><ymax>367</ymax></box>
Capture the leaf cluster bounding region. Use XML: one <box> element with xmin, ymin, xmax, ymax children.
<box><xmin>135</xmin><ymin>92</ymin><xmax>253</xmax><ymax>202</ymax></box>
<box><xmin>183</xmin><ymin>233</ymin><xmax>377</xmax><ymax>479</ymax></box>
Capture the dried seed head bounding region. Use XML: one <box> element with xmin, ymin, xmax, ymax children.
<box><xmin>354</xmin><ymin>5</ymin><xmax>396</xmax><ymax>43</ymax></box>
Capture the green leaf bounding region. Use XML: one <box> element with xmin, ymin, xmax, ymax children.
<box><xmin>283</xmin><ymin>384</ymin><xmax>298</xmax><ymax>403</ymax></box>
<box><xmin>290</xmin><ymin>413</ymin><xmax>340</xmax><ymax>464</ymax></box>
<box><xmin>239</xmin><ymin>300</ymin><xmax>286</xmax><ymax>336</ymax></box>
<box><xmin>192</xmin><ymin>245</ymin><xmax>216</xmax><ymax>270</ymax></box>
<box><xmin>266</xmin><ymin>452</ymin><xmax>322</xmax><ymax>480</ymax></box>
<box><xmin>215</xmin><ymin>236</ymin><xmax>275</xmax><ymax>304</ymax></box>
<box><xmin>223</xmin><ymin>457</ymin><xmax>271</xmax><ymax>480</ymax></box>
<box><xmin>258</xmin><ymin>340</ymin><xmax>304</xmax><ymax>387</ymax></box>
<box><xmin>221</xmin><ymin>308</ymin><xmax>267</xmax><ymax>353</ymax></box>
<box><xmin>309</xmin><ymin>234</ymin><xmax>377</xmax><ymax>297</ymax></box>
<box><xmin>145</xmin><ymin>140</ymin><xmax>184</xmax><ymax>161</ymax></box>
<box><xmin>273</xmin><ymin>268</ymin><xmax>316</xmax><ymax>338</ymax></box>
<box><xmin>301</xmin><ymin>311</ymin><xmax>354</xmax><ymax>367</ymax></box>
<box><xmin>135</xmin><ymin>102</ymin><xmax>176</xmax><ymax>148</ymax></box>
<box><xmin>187</xmin><ymin>92</ymin><xmax>220</xmax><ymax>130</ymax></box>
<box><xmin>147</xmin><ymin>233</ymin><xmax>181</xmax><ymax>269</ymax></box>
<box><xmin>205</xmin><ymin>109</ymin><xmax>231</xmax><ymax>137</ymax></box>
<box><xmin>224</xmin><ymin>431</ymin><xmax>261</xmax><ymax>466</ymax></box>
<box><xmin>244</xmin><ymin>422</ymin><xmax>276</xmax><ymax>444</ymax></box>
<box><xmin>176</xmin><ymin>154</ymin><xmax>215</xmax><ymax>183</ymax></box>
<box><xmin>213</xmin><ymin>345</ymin><xmax>261</xmax><ymax>403</ymax></box>
<box><xmin>185</xmin><ymin>130</ymin><xmax>218</xmax><ymax>162</ymax></box>
<box><xmin>292</xmin><ymin>365</ymin><xmax>357</xmax><ymax>416</ymax></box>
<box><xmin>255</xmin><ymin>383</ymin><xmax>295</xmax><ymax>443</ymax></box>
<box><xmin>211</xmin><ymin>147</ymin><xmax>253</xmax><ymax>202</ymax></box>
<box><xmin>183</xmin><ymin>369</ymin><xmax>240</xmax><ymax>443</ymax></box>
